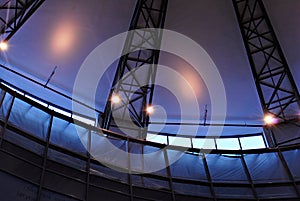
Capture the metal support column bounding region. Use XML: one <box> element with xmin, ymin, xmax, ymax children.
<box><xmin>0</xmin><ymin>0</ymin><xmax>45</xmax><ymax>42</ymax></box>
<box><xmin>85</xmin><ymin>130</ymin><xmax>92</xmax><ymax>201</ymax></box>
<box><xmin>0</xmin><ymin>94</ymin><xmax>14</xmax><ymax>148</ymax></box>
<box><xmin>240</xmin><ymin>154</ymin><xmax>259</xmax><ymax>200</ymax></box>
<box><xmin>101</xmin><ymin>0</ymin><xmax>168</xmax><ymax>139</ymax></box>
<box><xmin>127</xmin><ymin>139</ymin><xmax>134</xmax><ymax>201</ymax></box>
<box><xmin>163</xmin><ymin>149</ymin><xmax>176</xmax><ymax>201</ymax></box>
<box><xmin>0</xmin><ymin>90</ymin><xmax>6</xmax><ymax>107</ymax></box>
<box><xmin>238</xmin><ymin>139</ymin><xmax>259</xmax><ymax>200</ymax></box>
<box><xmin>277</xmin><ymin>149</ymin><xmax>300</xmax><ymax>198</ymax></box>
<box><xmin>232</xmin><ymin>0</ymin><xmax>300</xmax><ymax>121</ymax></box>
<box><xmin>37</xmin><ymin>115</ymin><xmax>53</xmax><ymax>201</ymax></box>
<box><xmin>202</xmin><ymin>154</ymin><xmax>217</xmax><ymax>201</ymax></box>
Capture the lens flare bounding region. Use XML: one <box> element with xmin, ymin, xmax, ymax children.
<box><xmin>264</xmin><ymin>114</ymin><xmax>277</xmax><ymax>125</ymax></box>
<box><xmin>0</xmin><ymin>41</ymin><xmax>8</xmax><ymax>51</ymax></box>
<box><xmin>146</xmin><ymin>105</ymin><xmax>154</xmax><ymax>114</ymax></box>
<box><xmin>111</xmin><ymin>94</ymin><xmax>121</xmax><ymax>104</ymax></box>
<box><xmin>50</xmin><ymin>21</ymin><xmax>76</xmax><ymax>57</ymax></box>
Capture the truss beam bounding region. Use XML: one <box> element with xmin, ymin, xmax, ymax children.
<box><xmin>101</xmin><ymin>0</ymin><xmax>168</xmax><ymax>139</ymax></box>
<box><xmin>0</xmin><ymin>0</ymin><xmax>45</xmax><ymax>42</ymax></box>
<box><xmin>232</xmin><ymin>0</ymin><xmax>300</xmax><ymax>121</ymax></box>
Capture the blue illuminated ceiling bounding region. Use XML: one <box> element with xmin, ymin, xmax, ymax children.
<box><xmin>0</xmin><ymin>0</ymin><xmax>299</xmax><ymax>124</ymax></box>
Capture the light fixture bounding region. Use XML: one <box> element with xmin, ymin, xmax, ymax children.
<box><xmin>111</xmin><ymin>94</ymin><xmax>121</xmax><ymax>104</ymax></box>
<box><xmin>146</xmin><ymin>105</ymin><xmax>154</xmax><ymax>114</ymax></box>
<box><xmin>0</xmin><ymin>41</ymin><xmax>8</xmax><ymax>51</ymax></box>
<box><xmin>264</xmin><ymin>114</ymin><xmax>277</xmax><ymax>125</ymax></box>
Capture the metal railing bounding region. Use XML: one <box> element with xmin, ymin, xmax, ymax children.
<box><xmin>0</xmin><ymin>81</ymin><xmax>300</xmax><ymax>200</ymax></box>
<box><xmin>0</xmin><ymin>79</ymin><xmax>267</xmax><ymax>150</ymax></box>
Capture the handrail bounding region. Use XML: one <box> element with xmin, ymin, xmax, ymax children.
<box><xmin>0</xmin><ymin>64</ymin><xmax>265</xmax><ymax>128</ymax></box>
<box><xmin>2</xmin><ymin>82</ymin><xmax>299</xmax><ymax>153</ymax></box>
<box><xmin>1</xmin><ymin>115</ymin><xmax>300</xmax><ymax>158</ymax></box>
<box><xmin>1</xmin><ymin>82</ymin><xmax>300</xmax><ymax>200</ymax></box>
<box><xmin>0</xmin><ymin>81</ymin><xmax>268</xmax><ymax>150</ymax></box>
<box><xmin>149</xmin><ymin>121</ymin><xmax>263</xmax><ymax>127</ymax></box>
<box><xmin>0</xmin><ymin>79</ymin><xmax>96</xmax><ymax>123</ymax></box>
<box><xmin>0</xmin><ymin>64</ymin><xmax>103</xmax><ymax>115</ymax></box>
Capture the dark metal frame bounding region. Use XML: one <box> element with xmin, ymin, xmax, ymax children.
<box><xmin>0</xmin><ymin>91</ymin><xmax>14</xmax><ymax>148</ymax></box>
<box><xmin>202</xmin><ymin>155</ymin><xmax>216</xmax><ymax>201</ymax></box>
<box><xmin>36</xmin><ymin>115</ymin><xmax>53</xmax><ymax>201</ymax></box>
<box><xmin>0</xmin><ymin>79</ymin><xmax>270</xmax><ymax>151</ymax></box>
<box><xmin>101</xmin><ymin>0</ymin><xmax>168</xmax><ymax>139</ymax></box>
<box><xmin>232</xmin><ymin>0</ymin><xmax>300</xmax><ymax>121</ymax></box>
<box><xmin>1</xmin><ymin>82</ymin><xmax>300</xmax><ymax>200</ymax></box>
<box><xmin>0</xmin><ymin>64</ymin><xmax>103</xmax><ymax>115</ymax></box>
<box><xmin>0</xmin><ymin>0</ymin><xmax>45</xmax><ymax>42</ymax></box>
<box><xmin>0</xmin><ymin>64</ymin><xmax>268</xmax><ymax>146</ymax></box>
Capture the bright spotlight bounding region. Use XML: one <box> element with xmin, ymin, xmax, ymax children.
<box><xmin>111</xmin><ymin>94</ymin><xmax>121</xmax><ymax>104</ymax></box>
<box><xmin>146</xmin><ymin>105</ymin><xmax>154</xmax><ymax>114</ymax></box>
<box><xmin>0</xmin><ymin>41</ymin><xmax>8</xmax><ymax>51</ymax></box>
<box><xmin>264</xmin><ymin>114</ymin><xmax>277</xmax><ymax>125</ymax></box>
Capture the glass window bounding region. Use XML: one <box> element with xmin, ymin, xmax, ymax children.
<box><xmin>146</xmin><ymin>134</ymin><xmax>168</xmax><ymax>144</ymax></box>
<box><xmin>73</xmin><ymin>114</ymin><xmax>95</xmax><ymax>126</ymax></box>
<box><xmin>169</xmin><ymin>136</ymin><xmax>191</xmax><ymax>147</ymax></box>
<box><xmin>25</xmin><ymin>95</ymin><xmax>48</xmax><ymax>107</ymax></box>
<box><xmin>240</xmin><ymin>135</ymin><xmax>265</xmax><ymax>150</ymax></box>
<box><xmin>216</xmin><ymin>138</ymin><xmax>240</xmax><ymax>150</ymax></box>
<box><xmin>192</xmin><ymin>138</ymin><xmax>216</xmax><ymax>149</ymax></box>
<box><xmin>1</xmin><ymin>82</ymin><xmax>24</xmax><ymax>95</ymax></box>
<box><xmin>49</xmin><ymin>105</ymin><xmax>71</xmax><ymax>117</ymax></box>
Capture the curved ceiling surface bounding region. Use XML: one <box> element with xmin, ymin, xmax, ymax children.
<box><xmin>0</xmin><ymin>0</ymin><xmax>299</xmax><ymax>126</ymax></box>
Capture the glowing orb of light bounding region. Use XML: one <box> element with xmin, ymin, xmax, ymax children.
<box><xmin>146</xmin><ymin>105</ymin><xmax>154</xmax><ymax>114</ymax></box>
<box><xmin>264</xmin><ymin>114</ymin><xmax>277</xmax><ymax>125</ymax></box>
<box><xmin>111</xmin><ymin>94</ymin><xmax>121</xmax><ymax>104</ymax></box>
<box><xmin>0</xmin><ymin>41</ymin><xmax>8</xmax><ymax>51</ymax></box>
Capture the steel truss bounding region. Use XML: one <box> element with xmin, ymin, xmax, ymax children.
<box><xmin>0</xmin><ymin>0</ymin><xmax>45</xmax><ymax>42</ymax></box>
<box><xmin>232</xmin><ymin>0</ymin><xmax>300</xmax><ymax>121</ymax></box>
<box><xmin>101</xmin><ymin>0</ymin><xmax>168</xmax><ymax>139</ymax></box>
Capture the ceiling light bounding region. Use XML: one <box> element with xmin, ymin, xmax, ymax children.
<box><xmin>0</xmin><ymin>41</ymin><xmax>8</xmax><ymax>51</ymax></box>
<box><xmin>146</xmin><ymin>105</ymin><xmax>154</xmax><ymax>114</ymax></box>
<box><xmin>264</xmin><ymin>114</ymin><xmax>277</xmax><ymax>125</ymax></box>
<box><xmin>111</xmin><ymin>94</ymin><xmax>121</xmax><ymax>104</ymax></box>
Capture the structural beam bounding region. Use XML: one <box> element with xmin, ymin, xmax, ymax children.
<box><xmin>232</xmin><ymin>0</ymin><xmax>300</xmax><ymax>121</ymax></box>
<box><xmin>0</xmin><ymin>0</ymin><xmax>45</xmax><ymax>42</ymax></box>
<box><xmin>101</xmin><ymin>0</ymin><xmax>168</xmax><ymax>139</ymax></box>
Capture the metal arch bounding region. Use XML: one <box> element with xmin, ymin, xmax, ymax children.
<box><xmin>101</xmin><ymin>0</ymin><xmax>168</xmax><ymax>139</ymax></box>
<box><xmin>232</xmin><ymin>0</ymin><xmax>300</xmax><ymax>121</ymax></box>
<box><xmin>0</xmin><ymin>0</ymin><xmax>45</xmax><ymax>42</ymax></box>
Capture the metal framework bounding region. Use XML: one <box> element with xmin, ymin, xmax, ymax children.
<box><xmin>232</xmin><ymin>0</ymin><xmax>300</xmax><ymax>121</ymax></box>
<box><xmin>1</xmin><ymin>82</ymin><xmax>300</xmax><ymax>201</ymax></box>
<box><xmin>0</xmin><ymin>0</ymin><xmax>45</xmax><ymax>42</ymax></box>
<box><xmin>101</xmin><ymin>0</ymin><xmax>168</xmax><ymax>139</ymax></box>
